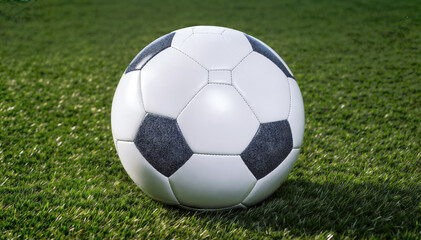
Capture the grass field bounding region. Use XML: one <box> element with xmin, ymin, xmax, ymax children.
<box><xmin>1</xmin><ymin>0</ymin><xmax>420</xmax><ymax>239</ymax></box>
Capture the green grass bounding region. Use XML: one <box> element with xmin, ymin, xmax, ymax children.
<box><xmin>1</xmin><ymin>0</ymin><xmax>420</xmax><ymax>239</ymax></box>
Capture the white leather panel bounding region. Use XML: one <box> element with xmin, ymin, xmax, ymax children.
<box><xmin>140</xmin><ymin>47</ymin><xmax>208</xmax><ymax>118</ymax></box>
<box><xmin>193</xmin><ymin>26</ymin><xmax>226</xmax><ymax>34</ymax></box>
<box><xmin>209</xmin><ymin>70</ymin><xmax>231</xmax><ymax>84</ymax></box>
<box><xmin>177</xmin><ymin>84</ymin><xmax>259</xmax><ymax>154</ymax></box>
<box><xmin>116</xmin><ymin>141</ymin><xmax>179</xmax><ymax>205</ymax></box>
<box><xmin>221</xmin><ymin>28</ymin><xmax>253</xmax><ymax>61</ymax></box>
<box><xmin>175</xmin><ymin>27</ymin><xmax>252</xmax><ymax>70</ymax></box>
<box><xmin>242</xmin><ymin>149</ymin><xmax>299</xmax><ymax>206</ymax></box>
<box><xmin>169</xmin><ymin>154</ymin><xmax>256</xmax><ymax>209</ymax></box>
<box><xmin>171</xmin><ymin>28</ymin><xmax>194</xmax><ymax>49</ymax></box>
<box><xmin>288</xmin><ymin>78</ymin><xmax>305</xmax><ymax>148</ymax></box>
<box><xmin>232</xmin><ymin>52</ymin><xmax>290</xmax><ymax>123</ymax></box>
<box><xmin>248</xmin><ymin>34</ymin><xmax>294</xmax><ymax>77</ymax></box>
<box><xmin>111</xmin><ymin>71</ymin><xmax>146</xmax><ymax>141</ymax></box>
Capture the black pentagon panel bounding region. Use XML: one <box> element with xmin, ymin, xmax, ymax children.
<box><xmin>125</xmin><ymin>32</ymin><xmax>175</xmax><ymax>73</ymax></box>
<box><xmin>245</xmin><ymin>34</ymin><xmax>294</xmax><ymax>79</ymax></box>
<box><xmin>241</xmin><ymin>120</ymin><xmax>293</xmax><ymax>180</ymax></box>
<box><xmin>134</xmin><ymin>114</ymin><xmax>193</xmax><ymax>177</ymax></box>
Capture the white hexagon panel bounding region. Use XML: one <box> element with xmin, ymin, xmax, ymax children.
<box><xmin>169</xmin><ymin>154</ymin><xmax>256</xmax><ymax>209</ymax></box>
<box><xmin>140</xmin><ymin>47</ymin><xmax>208</xmax><ymax>118</ymax></box>
<box><xmin>171</xmin><ymin>26</ymin><xmax>252</xmax><ymax>70</ymax></box>
<box><xmin>232</xmin><ymin>52</ymin><xmax>291</xmax><ymax>123</ymax></box>
<box><xmin>177</xmin><ymin>84</ymin><xmax>260</xmax><ymax>155</ymax></box>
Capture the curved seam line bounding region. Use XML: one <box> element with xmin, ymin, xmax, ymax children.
<box><xmin>208</xmin><ymin>82</ymin><xmax>232</xmax><ymax>86</ymax></box>
<box><xmin>232</xmin><ymin>50</ymin><xmax>253</xmax><ymax>71</ymax></box>
<box><xmin>171</xmin><ymin>46</ymin><xmax>208</xmax><ymax>71</ymax></box>
<box><xmin>138</xmin><ymin>72</ymin><xmax>146</xmax><ymax>113</ymax></box>
<box><xmin>278</xmin><ymin>58</ymin><xmax>294</xmax><ymax>79</ymax></box>
<box><xmin>176</xmin><ymin>83</ymin><xmax>208</xmax><ymax>119</ymax></box>
<box><xmin>232</xmin><ymin>85</ymin><xmax>261</xmax><ymax>123</ymax></box>
<box><xmin>240</xmin><ymin>178</ymin><xmax>258</xmax><ymax>204</ymax></box>
<box><xmin>180</xmin><ymin>32</ymin><xmax>194</xmax><ymax>47</ymax></box>
<box><xmin>139</xmin><ymin>112</ymin><xmax>148</xmax><ymax>129</ymax></box>
<box><xmin>126</xmin><ymin>37</ymin><xmax>173</xmax><ymax>73</ymax></box>
<box><xmin>250</xmin><ymin>50</ymin><xmax>294</xmax><ymax>80</ymax></box>
<box><xmin>241</xmin><ymin>124</ymin><xmax>261</xmax><ymax>156</ymax></box>
<box><xmin>115</xmin><ymin>139</ymin><xmax>134</xmax><ymax>143</ymax></box>
<box><xmin>245</xmin><ymin>34</ymin><xmax>293</xmax><ymax>79</ymax></box>
<box><xmin>193</xmin><ymin>152</ymin><xmax>240</xmax><ymax>157</ymax></box>
<box><xmin>144</xmin><ymin>110</ymin><xmax>175</xmax><ymax>120</ymax></box>
<box><xmin>175</xmin><ymin>121</ymin><xmax>194</xmax><ymax>157</ymax></box>
<box><xmin>167</xmin><ymin>178</ymin><xmax>181</xmax><ymax>204</ymax></box>
<box><xmin>287</xmin><ymin>77</ymin><xmax>293</xmax><ymax>120</ymax></box>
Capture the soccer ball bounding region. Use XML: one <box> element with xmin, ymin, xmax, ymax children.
<box><xmin>111</xmin><ymin>26</ymin><xmax>304</xmax><ymax>210</ymax></box>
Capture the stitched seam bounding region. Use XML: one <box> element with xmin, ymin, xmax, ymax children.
<box><xmin>237</xmin><ymin>156</ymin><xmax>258</xmax><ymax>199</ymax></box>
<box><xmin>171</xmin><ymin>46</ymin><xmax>208</xmax><ymax>71</ymax></box>
<box><xmin>232</xmin><ymin>51</ymin><xmax>253</xmax><ymax>71</ymax></box>
<box><xmin>138</xmin><ymin>72</ymin><xmax>146</xmax><ymax>113</ymax></box>
<box><xmin>139</xmin><ymin>112</ymin><xmax>148</xmax><ymax>127</ymax></box>
<box><xmin>194</xmin><ymin>152</ymin><xmax>240</xmax><ymax>157</ymax></box>
<box><xmin>180</xmin><ymin>31</ymin><xmax>194</xmax><ymax>47</ymax></box>
<box><xmin>167</xmin><ymin>178</ymin><xmax>181</xmax><ymax>204</ymax></box>
<box><xmin>176</xmin><ymin>84</ymin><xmax>208</xmax><ymax>119</ymax></box>
<box><xmin>144</xmin><ymin>111</ymin><xmax>177</xmax><ymax>120</ymax></box>
<box><xmin>241</xmin><ymin>179</ymin><xmax>258</xmax><ymax>203</ymax></box>
<box><xmin>209</xmin><ymin>70</ymin><xmax>231</xmax><ymax>85</ymax></box>
<box><xmin>208</xmin><ymin>82</ymin><xmax>231</xmax><ymax>86</ymax></box>
<box><xmin>220</xmin><ymin>29</ymin><xmax>228</xmax><ymax>44</ymax></box>
<box><xmin>232</xmin><ymin>85</ymin><xmax>261</xmax><ymax>123</ymax></box>
<box><xmin>175</xmin><ymin>121</ymin><xmax>194</xmax><ymax>159</ymax></box>
<box><xmin>279</xmin><ymin>58</ymin><xmax>294</xmax><ymax>79</ymax></box>
<box><xmin>287</xmin><ymin>77</ymin><xmax>293</xmax><ymax>119</ymax></box>
<box><xmin>115</xmin><ymin>139</ymin><xmax>134</xmax><ymax>143</ymax></box>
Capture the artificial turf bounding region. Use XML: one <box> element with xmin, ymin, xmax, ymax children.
<box><xmin>1</xmin><ymin>0</ymin><xmax>420</xmax><ymax>239</ymax></box>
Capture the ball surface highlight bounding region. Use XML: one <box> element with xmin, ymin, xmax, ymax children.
<box><xmin>111</xmin><ymin>26</ymin><xmax>305</xmax><ymax>210</ymax></box>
